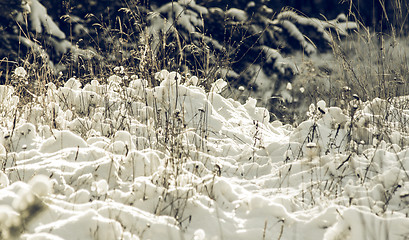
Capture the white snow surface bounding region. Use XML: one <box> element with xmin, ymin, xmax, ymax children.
<box><xmin>1</xmin><ymin>70</ymin><xmax>409</xmax><ymax>239</ymax></box>
<box><xmin>28</xmin><ymin>0</ymin><xmax>66</xmax><ymax>39</ymax></box>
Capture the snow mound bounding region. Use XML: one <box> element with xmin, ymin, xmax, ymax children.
<box><xmin>1</xmin><ymin>72</ymin><xmax>409</xmax><ymax>239</ymax></box>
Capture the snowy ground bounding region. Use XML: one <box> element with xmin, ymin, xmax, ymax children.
<box><xmin>1</xmin><ymin>70</ymin><xmax>409</xmax><ymax>239</ymax></box>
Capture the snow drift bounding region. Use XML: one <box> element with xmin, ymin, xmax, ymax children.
<box><xmin>1</xmin><ymin>70</ymin><xmax>409</xmax><ymax>239</ymax></box>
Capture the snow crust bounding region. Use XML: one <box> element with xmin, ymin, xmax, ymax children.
<box><xmin>1</xmin><ymin>70</ymin><xmax>409</xmax><ymax>239</ymax></box>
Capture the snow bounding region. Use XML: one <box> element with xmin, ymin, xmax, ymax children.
<box><xmin>1</xmin><ymin>69</ymin><xmax>409</xmax><ymax>239</ymax></box>
<box><xmin>14</xmin><ymin>67</ymin><xmax>27</xmax><ymax>79</ymax></box>
<box><xmin>225</xmin><ymin>8</ymin><xmax>248</xmax><ymax>22</ymax></box>
<box><xmin>28</xmin><ymin>0</ymin><xmax>66</xmax><ymax>39</ymax></box>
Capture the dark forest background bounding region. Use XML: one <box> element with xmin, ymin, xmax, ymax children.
<box><xmin>1</xmin><ymin>0</ymin><xmax>405</xmax><ymax>77</ymax></box>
